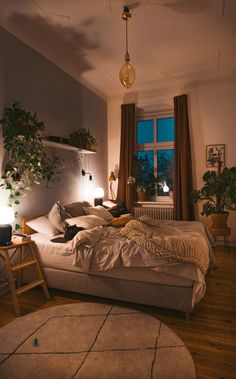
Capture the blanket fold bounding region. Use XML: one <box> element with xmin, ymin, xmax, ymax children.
<box><xmin>121</xmin><ymin>220</ymin><xmax>210</xmax><ymax>273</ymax></box>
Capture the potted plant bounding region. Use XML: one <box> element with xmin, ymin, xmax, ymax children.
<box><xmin>190</xmin><ymin>156</ymin><xmax>236</xmax><ymax>228</ymax></box>
<box><xmin>0</xmin><ymin>101</ymin><xmax>60</xmax><ymax>228</ymax></box>
<box><xmin>127</xmin><ymin>155</ymin><xmax>166</xmax><ymax>201</ymax></box>
<box><xmin>69</xmin><ymin>128</ymin><xmax>98</xmax><ymax>152</ymax></box>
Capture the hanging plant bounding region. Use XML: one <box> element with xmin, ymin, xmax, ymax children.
<box><xmin>0</xmin><ymin>101</ymin><xmax>60</xmax><ymax>229</ymax></box>
<box><xmin>69</xmin><ymin>128</ymin><xmax>98</xmax><ymax>152</ymax></box>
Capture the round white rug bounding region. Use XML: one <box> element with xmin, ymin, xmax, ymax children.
<box><xmin>0</xmin><ymin>303</ymin><xmax>196</xmax><ymax>379</ymax></box>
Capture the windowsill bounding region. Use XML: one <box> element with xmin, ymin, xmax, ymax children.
<box><xmin>135</xmin><ymin>198</ymin><xmax>174</xmax><ymax>207</ymax></box>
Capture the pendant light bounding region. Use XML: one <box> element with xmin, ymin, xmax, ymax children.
<box><xmin>119</xmin><ymin>6</ymin><xmax>136</xmax><ymax>89</ymax></box>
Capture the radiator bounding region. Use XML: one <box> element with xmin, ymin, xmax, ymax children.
<box><xmin>134</xmin><ymin>205</ymin><xmax>174</xmax><ymax>220</ymax></box>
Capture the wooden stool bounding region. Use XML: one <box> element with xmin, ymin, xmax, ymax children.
<box><xmin>209</xmin><ymin>227</ymin><xmax>231</xmax><ymax>252</ymax></box>
<box><xmin>0</xmin><ymin>240</ymin><xmax>50</xmax><ymax>316</ymax></box>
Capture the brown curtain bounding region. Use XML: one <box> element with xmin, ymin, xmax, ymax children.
<box><xmin>117</xmin><ymin>103</ymin><xmax>135</xmax><ymax>211</ymax></box>
<box><xmin>173</xmin><ymin>94</ymin><xmax>194</xmax><ymax>220</ymax></box>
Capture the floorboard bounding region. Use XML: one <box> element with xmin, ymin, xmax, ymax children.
<box><xmin>0</xmin><ymin>246</ymin><xmax>235</xmax><ymax>378</ymax></box>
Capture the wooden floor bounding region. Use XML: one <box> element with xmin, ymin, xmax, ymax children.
<box><xmin>0</xmin><ymin>246</ymin><xmax>235</xmax><ymax>379</ymax></box>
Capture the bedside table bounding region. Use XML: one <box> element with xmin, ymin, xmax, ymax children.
<box><xmin>209</xmin><ymin>227</ymin><xmax>231</xmax><ymax>252</ymax></box>
<box><xmin>0</xmin><ymin>240</ymin><xmax>50</xmax><ymax>316</ymax></box>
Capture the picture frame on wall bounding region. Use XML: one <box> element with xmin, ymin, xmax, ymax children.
<box><xmin>206</xmin><ymin>144</ymin><xmax>225</xmax><ymax>167</ymax></box>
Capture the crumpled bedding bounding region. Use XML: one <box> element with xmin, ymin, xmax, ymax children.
<box><xmin>120</xmin><ymin>219</ymin><xmax>210</xmax><ymax>273</ymax></box>
<box><xmin>71</xmin><ymin>219</ymin><xmax>214</xmax><ymax>277</ymax></box>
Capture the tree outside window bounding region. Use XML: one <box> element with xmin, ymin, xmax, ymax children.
<box><xmin>134</xmin><ymin>116</ymin><xmax>174</xmax><ymax>200</ymax></box>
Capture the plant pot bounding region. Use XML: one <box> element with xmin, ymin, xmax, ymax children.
<box><xmin>137</xmin><ymin>190</ymin><xmax>150</xmax><ymax>202</ymax></box>
<box><xmin>211</xmin><ymin>212</ymin><xmax>229</xmax><ymax>228</ymax></box>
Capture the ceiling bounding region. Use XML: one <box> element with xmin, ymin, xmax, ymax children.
<box><xmin>0</xmin><ymin>0</ymin><xmax>236</xmax><ymax>100</ymax></box>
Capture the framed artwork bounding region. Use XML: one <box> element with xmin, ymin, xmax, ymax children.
<box><xmin>206</xmin><ymin>144</ymin><xmax>225</xmax><ymax>167</ymax></box>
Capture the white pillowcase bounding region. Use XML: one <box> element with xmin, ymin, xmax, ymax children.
<box><xmin>64</xmin><ymin>201</ymin><xmax>91</xmax><ymax>217</ymax></box>
<box><xmin>83</xmin><ymin>205</ymin><xmax>113</xmax><ymax>222</ymax></box>
<box><xmin>48</xmin><ymin>202</ymin><xmax>65</xmax><ymax>233</ymax></box>
<box><xmin>65</xmin><ymin>214</ymin><xmax>107</xmax><ymax>229</ymax></box>
<box><xmin>26</xmin><ymin>216</ymin><xmax>59</xmax><ymax>237</ymax></box>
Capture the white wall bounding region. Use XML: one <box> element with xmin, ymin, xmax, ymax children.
<box><xmin>108</xmin><ymin>79</ymin><xmax>236</xmax><ymax>244</ymax></box>
<box><xmin>0</xmin><ymin>27</ymin><xmax>107</xmax><ymax>218</ymax></box>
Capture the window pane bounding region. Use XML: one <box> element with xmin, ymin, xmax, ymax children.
<box><xmin>157</xmin><ymin>149</ymin><xmax>174</xmax><ymax>192</ymax></box>
<box><xmin>136</xmin><ymin>119</ymin><xmax>154</xmax><ymax>144</ymax></box>
<box><xmin>135</xmin><ymin>150</ymin><xmax>154</xmax><ymax>188</ymax></box>
<box><xmin>157</xmin><ymin>117</ymin><xmax>174</xmax><ymax>142</ymax></box>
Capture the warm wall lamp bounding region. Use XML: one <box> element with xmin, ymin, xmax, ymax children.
<box><xmin>109</xmin><ymin>171</ymin><xmax>116</xmax><ymax>200</ymax></box>
<box><xmin>81</xmin><ymin>169</ymin><xmax>92</xmax><ymax>181</ymax></box>
<box><xmin>119</xmin><ymin>6</ymin><xmax>136</xmax><ymax>89</ymax></box>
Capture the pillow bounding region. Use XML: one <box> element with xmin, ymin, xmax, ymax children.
<box><xmin>65</xmin><ymin>215</ymin><xmax>107</xmax><ymax>229</ymax></box>
<box><xmin>48</xmin><ymin>202</ymin><xmax>66</xmax><ymax>233</ymax></box>
<box><xmin>58</xmin><ymin>202</ymin><xmax>73</xmax><ymax>221</ymax></box>
<box><xmin>109</xmin><ymin>215</ymin><xmax>133</xmax><ymax>227</ymax></box>
<box><xmin>26</xmin><ymin>216</ymin><xmax>59</xmax><ymax>237</ymax></box>
<box><xmin>83</xmin><ymin>205</ymin><xmax>113</xmax><ymax>222</ymax></box>
<box><xmin>64</xmin><ymin>201</ymin><xmax>91</xmax><ymax>217</ymax></box>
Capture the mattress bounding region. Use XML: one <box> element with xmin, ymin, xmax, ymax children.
<box><xmin>29</xmin><ymin>232</ymin><xmax>194</xmax><ymax>287</ymax></box>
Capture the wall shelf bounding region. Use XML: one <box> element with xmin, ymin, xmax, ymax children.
<box><xmin>43</xmin><ymin>139</ymin><xmax>96</xmax><ymax>154</ymax></box>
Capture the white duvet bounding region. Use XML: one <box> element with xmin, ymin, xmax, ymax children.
<box><xmin>30</xmin><ymin>220</ymin><xmax>216</xmax><ymax>305</ymax></box>
<box><xmin>71</xmin><ymin>221</ymin><xmax>215</xmax><ymax>273</ymax></box>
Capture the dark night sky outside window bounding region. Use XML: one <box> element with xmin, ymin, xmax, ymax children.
<box><xmin>135</xmin><ymin>116</ymin><xmax>174</xmax><ymax>197</ymax></box>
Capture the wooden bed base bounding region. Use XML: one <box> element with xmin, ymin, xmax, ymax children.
<box><xmin>23</xmin><ymin>267</ymin><xmax>193</xmax><ymax>319</ymax></box>
<box><xmin>21</xmin><ymin>217</ymin><xmax>194</xmax><ymax>319</ymax></box>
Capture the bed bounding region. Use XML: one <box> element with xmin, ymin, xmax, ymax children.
<box><xmin>19</xmin><ymin>205</ymin><xmax>216</xmax><ymax>319</ymax></box>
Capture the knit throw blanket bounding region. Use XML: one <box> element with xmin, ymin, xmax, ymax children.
<box><xmin>121</xmin><ymin>220</ymin><xmax>210</xmax><ymax>273</ymax></box>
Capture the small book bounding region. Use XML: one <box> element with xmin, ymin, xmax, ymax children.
<box><xmin>14</xmin><ymin>233</ymin><xmax>29</xmax><ymax>237</ymax></box>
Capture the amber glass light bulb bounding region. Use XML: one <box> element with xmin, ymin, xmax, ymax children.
<box><xmin>119</xmin><ymin>62</ymin><xmax>136</xmax><ymax>89</ymax></box>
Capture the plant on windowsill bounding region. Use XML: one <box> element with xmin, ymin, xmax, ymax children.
<box><xmin>189</xmin><ymin>152</ymin><xmax>236</xmax><ymax>228</ymax></box>
<box><xmin>128</xmin><ymin>174</ymin><xmax>164</xmax><ymax>202</ymax></box>
<box><xmin>69</xmin><ymin>128</ymin><xmax>98</xmax><ymax>152</ymax></box>
<box><xmin>0</xmin><ymin>101</ymin><xmax>61</xmax><ymax>229</ymax></box>
<box><xmin>128</xmin><ymin>155</ymin><xmax>166</xmax><ymax>201</ymax></box>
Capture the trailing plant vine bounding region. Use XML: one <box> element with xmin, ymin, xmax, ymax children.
<box><xmin>0</xmin><ymin>101</ymin><xmax>61</xmax><ymax>229</ymax></box>
<box><xmin>69</xmin><ymin>128</ymin><xmax>98</xmax><ymax>152</ymax></box>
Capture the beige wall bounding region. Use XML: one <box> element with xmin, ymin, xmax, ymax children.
<box><xmin>0</xmin><ymin>27</ymin><xmax>107</xmax><ymax>218</ymax></box>
<box><xmin>108</xmin><ymin>79</ymin><xmax>236</xmax><ymax>244</ymax></box>
<box><xmin>190</xmin><ymin>79</ymin><xmax>236</xmax><ymax>241</ymax></box>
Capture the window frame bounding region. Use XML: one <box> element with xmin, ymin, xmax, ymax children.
<box><xmin>134</xmin><ymin>113</ymin><xmax>174</xmax><ymax>204</ymax></box>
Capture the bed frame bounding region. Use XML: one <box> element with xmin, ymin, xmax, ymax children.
<box><xmin>23</xmin><ymin>267</ymin><xmax>194</xmax><ymax>317</ymax></box>
<box><xmin>21</xmin><ymin>217</ymin><xmax>194</xmax><ymax>319</ymax></box>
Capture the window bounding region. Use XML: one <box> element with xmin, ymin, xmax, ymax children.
<box><xmin>135</xmin><ymin>116</ymin><xmax>174</xmax><ymax>200</ymax></box>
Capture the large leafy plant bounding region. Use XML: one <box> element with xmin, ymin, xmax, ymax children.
<box><xmin>190</xmin><ymin>163</ymin><xmax>236</xmax><ymax>216</ymax></box>
<box><xmin>0</xmin><ymin>102</ymin><xmax>60</xmax><ymax>228</ymax></box>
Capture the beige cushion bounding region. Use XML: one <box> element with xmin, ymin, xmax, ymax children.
<box><xmin>26</xmin><ymin>216</ymin><xmax>59</xmax><ymax>237</ymax></box>
<box><xmin>83</xmin><ymin>205</ymin><xmax>113</xmax><ymax>222</ymax></box>
<box><xmin>65</xmin><ymin>215</ymin><xmax>107</xmax><ymax>229</ymax></box>
<box><xmin>109</xmin><ymin>215</ymin><xmax>133</xmax><ymax>227</ymax></box>
<box><xmin>64</xmin><ymin>201</ymin><xmax>91</xmax><ymax>217</ymax></box>
<box><xmin>48</xmin><ymin>202</ymin><xmax>65</xmax><ymax>233</ymax></box>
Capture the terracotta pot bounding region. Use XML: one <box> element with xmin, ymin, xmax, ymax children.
<box><xmin>137</xmin><ymin>190</ymin><xmax>149</xmax><ymax>202</ymax></box>
<box><xmin>211</xmin><ymin>212</ymin><xmax>229</xmax><ymax>228</ymax></box>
